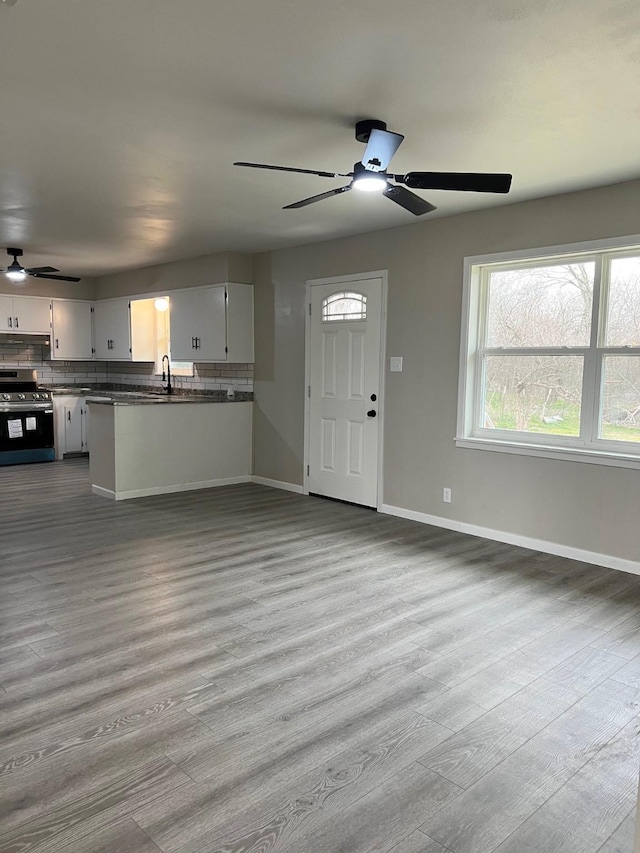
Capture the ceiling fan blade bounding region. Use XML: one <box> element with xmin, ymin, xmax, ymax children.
<box><xmin>362</xmin><ymin>129</ymin><xmax>404</xmax><ymax>172</ymax></box>
<box><xmin>402</xmin><ymin>172</ymin><xmax>512</xmax><ymax>193</ymax></box>
<box><xmin>383</xmin><ymin>185</ymin><xmax>437</xmax><ymax>216</ymax></box>
<box><xmin>2</xmin><ymin>1</ymin><xmax>20</xmax><ymax>7</ymax></box>
<box><xmin>28</xmin><ymin>272</ymin><xmax>81</xmax><ymax>282</ymax></box>
<box><xmin>234</xmin><ymin>161</ymin><xmax>347</xmax><ymax>179</ymax></box>
<box><xmin>283</xmin><ymin>186</ymin><xmax>352</xmax><ymax>209</ymax></box>
<box><xmin>25</xmin><ymin>266</ymin><xmax>60</xmax><ymax>274</ymax></box>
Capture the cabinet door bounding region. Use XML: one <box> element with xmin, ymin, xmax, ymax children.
<box><xmin>0</xmin><ymin>296</ymin><xmax>14</xmax><ymax>331</ymax></box>
<box><xmin>197</xmin><ymin>286</ymin><xmax>227</xmax><ymax>361</ymax></box>
<box><xmin>51</xmin><ymin>300</ymin><xmax>93</xmax><ymax>360</ymax></box>
<box><xmin>94</xmin><ymin>299</ymin><xmax>131</xmax><ymax>360</ymax></box>
<box><xmin>168</xmin><ymin>289</ymin><xmax>198</xmax><ymax>361</ymax></box>
<box><xmin>63</xmin><ymin>400</ymin><xmax>84</xmax><ymax>454</ymax></box>
<box><xmin>13</xmin><ymin>296</ymin><xmax>51</xmax><ymax>333</ymax></box>
<box><xmin>81</xmin><ymin>403</ymin><xmax>89</xmax><ymax>452</ymax></box>
<box><xmin>169</xmin><ymin>286</ymin><xmax>227</xmax><ymax>362</ymax></box>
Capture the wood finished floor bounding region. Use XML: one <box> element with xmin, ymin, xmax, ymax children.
<box><xmin>1</xmin><ymin>459</ymin><xmax>639</xmax><ymax>853</ymax></box>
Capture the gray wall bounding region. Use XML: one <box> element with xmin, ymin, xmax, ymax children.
<box><xmin>0</xmin><ymin>278</ymin><xmax>96</xmax><ymax>301</ymax></box>
<box><xmin>94</xmin><ymin>251</ymin><xmax>252</xmax><ymax>299</ymax></box>
<box><xmin>252</xmin><ymin>178</ymin><xmax>640</xmax><ymax>565</ymax></box>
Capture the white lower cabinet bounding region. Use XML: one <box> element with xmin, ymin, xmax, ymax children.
<box><xmin>54</xmin><ymin>396</ymin><xmax>89</xmax><ymax>458</ymax></box>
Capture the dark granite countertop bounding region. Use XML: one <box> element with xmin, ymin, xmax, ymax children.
<box><xmin>44</xmin><ymin>384</ymin><xmax>252</xmax><ymax>404</ymax></box>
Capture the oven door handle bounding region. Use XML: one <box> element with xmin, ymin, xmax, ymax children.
<box><xmin>0</xmin><ymin>404</ymin><xmax>53</xmax><ymax>413</ymax></box>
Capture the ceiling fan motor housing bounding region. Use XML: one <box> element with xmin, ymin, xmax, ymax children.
<box><xmin>355</xmin><ymin>119</ymin><xmax>387</xmax><ymax>143</ymax></box>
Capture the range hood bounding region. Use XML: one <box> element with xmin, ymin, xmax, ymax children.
<box><xmin>1</xmin><ymin>333</ymin><xmax>51</xmax><ymax>346</ymax></box>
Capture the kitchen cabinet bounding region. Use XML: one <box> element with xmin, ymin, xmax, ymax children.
<box><xmin>50</xmin><ymin>300</ymin><xmax>93</xmax><ymax>360</ymax></box>
<box><xmin>92</xmin><ymin>298</ymin><xmax>156</xmax><ymax>362</ymax></box>
<box><xmin>169</xmin><ymin>283</ymin><xmax>253</xmax><ymax>363</ymax></box>
<box><xmin>53</xmin><ymin>396</ymin><xmax>89</xmax><ymax>458</ymax></box>
<box><xmin>93</xmin><ymin>298</ymin><xmax>131</xmax><ymax>360</ymax></box>
<box><xmin>169</xmin><ymin>285</ymin><xmax>227</xmax><ymax>362</ymax></box>
<box><xmin>0</xmin><ymin>295</ymin><xmax>51</xmax><ymax>333</ymax></box>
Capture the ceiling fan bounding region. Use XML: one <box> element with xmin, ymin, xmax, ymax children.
<box><xmin>234</xmin><ymin>119</ymin><xmax>512</xmax><ymax>216</ymax></box>
<box><xmin>2</xmin><ymin>248</ymin><xmax>81</xmax><ymax>283</ymax></box>
<box><xmin>1</xmin><ymin>1</ymin><xmax>20</xmax><ymax>6</ymax></box>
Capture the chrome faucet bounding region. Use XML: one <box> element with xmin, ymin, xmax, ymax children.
<box><xmin>161</xmin><ymin>354</ymin><xmax>173</xmax><ymax>395</ymax></box>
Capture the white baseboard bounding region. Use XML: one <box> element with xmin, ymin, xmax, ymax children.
<box><xmin>91</xmin><ymin>484</ymin><xmax>116</xmax><ymax>500</ymax></box>
<box><xmin>251</xmin><ymin>475</ymin><xmax>304</xmax><ymax>494</ymax></box>
<box><xmin>92</xmin><ymin>476</ymin><xmax>252</xmax><ymax>501</ymax></box>
<box><xmin>379</xmin><ymin>503</ymin><xmax>640</xmax><ymax>577</ymax></box>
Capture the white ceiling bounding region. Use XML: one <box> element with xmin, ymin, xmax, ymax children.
<box><xmin>1</xmin><ymin>0</ymin><xmax>639</xmax><ymax>278</ymax></box>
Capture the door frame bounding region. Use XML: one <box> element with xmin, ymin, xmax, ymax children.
<box><xmin>303</xmin><ymin>270</ymin><xmax>388</xmax><ymax>510</ymax></box>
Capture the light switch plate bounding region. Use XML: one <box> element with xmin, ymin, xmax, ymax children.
<box><xmin>390</xmin><ymin>357</ymin><xmax>403</xmax><ymax>372</ymax></box>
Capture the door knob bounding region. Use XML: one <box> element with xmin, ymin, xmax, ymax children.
<box><xmin>367</xmin><ymin>409</ymin><xmax>377</xmax><ymax>418</ymax></box>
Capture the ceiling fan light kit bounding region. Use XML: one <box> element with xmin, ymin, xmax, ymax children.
<box><xmin>1</xmin><ymin>248</ymin><xmax>81</xmax><ymax>283</ymax></box>
<box><xmin>234</xmin><ymin>118</ymin><xmax>512</xmax><ymax>216</ymax></box>
<box><xmin>351</xmin><ymin>162</ymin><xmax>387</xmax><ymax>193</ymax></box>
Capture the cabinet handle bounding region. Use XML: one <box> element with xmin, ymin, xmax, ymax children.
<box><xmin>67</xmin><ymin>411</ymin><xmax>71</xmax><ymax>422</ymax></box>
<box><xmin>8</xmin><ymin>317</ymin><xmax>12</xmax><ymax>328</ymax></box>
<box><xmin>14</xmin><ymin>317</ymin><xmax>19</xmax><ymax>329</ymax></box>
<box><xmin>55</xmin><ymin>339</ymin><xmax>59</xmax><ymax>349</ymax></box>
<box><xmin>196</xmin><ymin>336</ymin><xmax>200</xmax><ymax>350</ymax></box>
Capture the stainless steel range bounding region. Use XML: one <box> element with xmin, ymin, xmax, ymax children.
<box><xmin>0</xmin><ymin>369</ymin><xmax>54</xmax><ymax>465</ymax></box>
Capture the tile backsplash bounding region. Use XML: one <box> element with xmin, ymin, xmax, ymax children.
<box><xmin>0</xmin><ymin>341</ymin><xmax>253</xmax><ymax>393</ymax></box>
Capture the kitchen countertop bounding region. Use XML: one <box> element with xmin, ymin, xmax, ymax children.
<box><xmin>44</xmin><ymin>385</ymin><xmax>252</xmax><ymax>404</ymax></box>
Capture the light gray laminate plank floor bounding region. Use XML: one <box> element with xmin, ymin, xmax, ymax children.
<box><xmin>0</xmin><ymin>458</ymin><xmax>639</xmax><ymax>853</ymax></box>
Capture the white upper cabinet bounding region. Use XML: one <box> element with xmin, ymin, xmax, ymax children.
<box><xmin>93</xmin><ymin>298</ymin><xmax>131</xmax><ymax>360</ymax></box>
<box><xmin>50</xmin><ymin>299</ymin><xmax>93</xmax><ymax>360</ymax></box>
<box><xmin>169</xmin><ymin>286</ymin><xmax>228</xmax><ymax>362</ymax></box>
<box><xmin>92</xmin><ymin>298</ymin><xmax>155</xmax><ymax>362</ymax></box>
<box><xmin>0</xmin><ymin>295</ymin><xmax>51</xmax><ymax>333</ymax></box>
<box><xmin>169</xmin><ymin>283</ymin><xmax>253</xmax><ymax>363</ymax></box>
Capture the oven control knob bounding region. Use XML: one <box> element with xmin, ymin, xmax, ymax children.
<box><xmin>2</xmin><ymin>394</ymin><xmax>9</xmax><ymax>401</ymax></box>
<box><xmin>18</xmin><ymin>393</ymin><xmax>26</xmax><ymax>400</ymax></box>
<box><xmin>32</xmin><ymin>393</ymin><xmax>39</xmax><ymax>399</ymax></box>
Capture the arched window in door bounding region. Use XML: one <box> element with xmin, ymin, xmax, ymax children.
<box><xmin>321</xmin><ymin>291</ymin><xmax>367</xmax><ymax>322</ymax></box>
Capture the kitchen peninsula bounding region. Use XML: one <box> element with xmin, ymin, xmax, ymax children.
<box><xmin>88</xmin><ymin>394</ymin><xmax>252</xmax><ymax>500</ymax></box>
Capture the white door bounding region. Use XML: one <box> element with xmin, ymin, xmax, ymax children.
<box><xmin>307</xmin><ymin>276</ymin><xmax>384</xmax><ymax>508</ymax></box>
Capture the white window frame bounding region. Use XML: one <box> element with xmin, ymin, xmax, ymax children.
<box><xmin>456</xmin><ymin>234</ymin><xmax>640</xmax><ymax>470</ymax></box>
<box><xmin>321</xmin><ymin>291</ymin><xmax>368</xmax><ymax>322</ymax></box>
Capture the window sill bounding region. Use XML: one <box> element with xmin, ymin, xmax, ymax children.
<box><xmin>454</xmin><ymin>436</ymin><xmax>640</xmax><ymax>470</ymax></box>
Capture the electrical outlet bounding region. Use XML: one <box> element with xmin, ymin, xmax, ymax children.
<box><xmin>443</xmin><ymin>487</ymin><xmax>452</xmax><ymax>503</ymax></box>
<box><xmin>389</xmin><ymin>356</ymin><xmax>403</xmax><ymax>372</ymax></box>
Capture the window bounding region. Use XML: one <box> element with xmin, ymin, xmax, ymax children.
<box><xmin>457</xmin><ymin>238</ymin><xmax>640</xmax><ymax>466</ymax></box>
<box><xmin>322</xmin><ymin>291</ymin><xmax>367</xmax><ymax>321</ymax></box>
